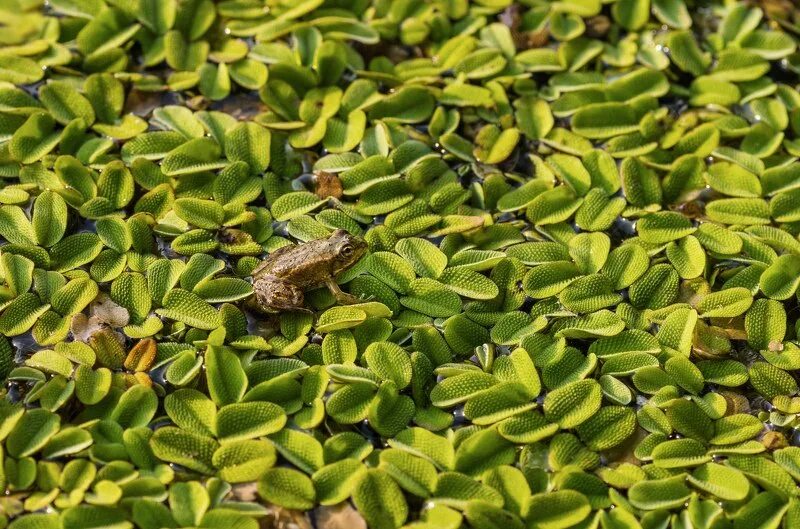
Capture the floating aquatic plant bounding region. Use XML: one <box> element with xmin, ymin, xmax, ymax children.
<box><xmin>2</xmin><ymin>0</ymin><xmax>800</xmax><ymax>528</ymax></box>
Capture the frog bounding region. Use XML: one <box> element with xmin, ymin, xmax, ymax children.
<box><xmin>250</xmin><ymin>229</ymin><xmax>368</xmax><ymax>313</ymax></box>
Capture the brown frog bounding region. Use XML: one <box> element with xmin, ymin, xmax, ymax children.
<box><xmin>251</xmin><ymin>229</ymin><xmax>368</xmax><ymax>312</ymax></box>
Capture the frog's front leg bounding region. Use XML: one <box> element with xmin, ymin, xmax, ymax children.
<box><xmin>325</xmin><ymin>279</ymin><xmax>361</xmax><ymax>305</ymax></box>
<box><xmin>254</xmin><ymin>275</ymin><xmax>309</xmax><ymax>313</ymax></box>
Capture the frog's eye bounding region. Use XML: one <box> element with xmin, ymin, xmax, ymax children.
<box><xmin>340</xmin><ymin>244</ymin><xmax>354</xmax><ymax>257</ymax></box>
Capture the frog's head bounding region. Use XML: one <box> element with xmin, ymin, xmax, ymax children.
<box><xmin>330</xmin><ymin>229</ymin><xmax>368</xmax><ymax>274</ymax></box>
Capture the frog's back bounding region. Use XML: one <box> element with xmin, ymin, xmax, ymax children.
<box><xmin>254</xmin><ymin>239</ymin><xmax>335</xmax><ymax>287</ymax></box>
<box><xmin>251</xmin><ymin>244</ymin><xmax>293</xmax><ymax>277</ymax></box>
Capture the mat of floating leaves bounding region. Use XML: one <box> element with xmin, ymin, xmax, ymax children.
<box><xmin>2</xmin><ymin>0</ymin><xmax>800</xmax><ymax>528</ymax></box>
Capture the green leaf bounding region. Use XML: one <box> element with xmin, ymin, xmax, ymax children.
<box><xmin>161</xmin><ymin>138</ymin><xmax>224</xmax><ymax>176</ymax></box>
<box><xmin>257</xmin><ymin>467</ymin><xmax>315</xmax><ymax>510</ymax></box>
<box><xmin>352</xmin><ymin>469</ymin><xmax>409</xmax><ymax>529</ymax></box>
<box><xmin>50</xmin><ymin>233</ymin><xmax>104</xmax><ymax>272</ymax></box>
<box><xmin>216</xmin><ymin>401</ymin><xmax>286</xmax><ymax>441</ymax></box>
<box><xmin>173</xmin><ymin>198</ymin><xmax>225</xmax><ymax>230</ymax></box>
<box><xmin>156</xmin><ymin>289</ymin><xmax>221</xmax><ymax>330</ymax></box>
<box><xmin>313</xmin><ymin>459</ymin><xmax>366</xmax><ymax>505</ymax></box>
<box><xmin>543</xmin><ymin>379</ymin><xmax>602</xmax><ymax>428</ymax></box>
<box><xmin>394</xmin><ymin>238</ymin><xmax>447</xmax><ymax>278</ymax></box>
<box><xmin>150</xmin><ymin>427</ymin><xmax>217</xmax><ymax>474</ymax></box>
<box><xmin>32</xmin><ymin>191</ymin><xmax>67</xmax><ymax>248</ymax></box>
<box><xmin>7</xmin><ymin>409</ymin><xmax>60</xmax><ymax>458</ymax></box>
<box><xmin>110</xmin><ymin>272</ymin><xmax>151</xmax><ymax>324</ymax></box>
<box><xmin>51</xmin><ymin>278</ymin><xmax>99</xmax><ymax>316</ymax></box>
<box><xmin>697</xmin><ymin>287</ymin><xmax>754</xmax><ymax>318</ymax></box>
<box><xmin>39</xmin><ymin>81</ymin><xmax>95</xmax><ymax>126</ymax></box>
<box><xmin>8</xmin><ymin>514</ymin><xmax>60</xmax><ymax>529</ymax></box>
<box><xmin>0</xmin><ymin>55</ymin><xmax>45</xmax><ymax>85</ymax></box>
<box><xmin>746</xmin><ymin>298</ymin><xmax>786</xmax><ymax>350</ymax></box>
<box><xmin>0</xmin><ymin>292</ymin><xmax>49</xmax><ymax>337</ymax></box>
<box><xmin>10</xmin><ymin>113</ymin><xmax>61</xmax><ymax>164</ymax></box>
<box><xmin>61</xmin><ymin>505</ymin><xmax>132</xmax><ymax>529</ymax></box>
<box><xmin>760</xmin><ymin>254</ymin><xmax>800</xmax><ymax>300</ymax></box>
<box><xmin>364</xmin><ymin>341</ymin><xmax>412</xmax><ymax>389</ymax></box>
<box><xmin>628</xmin><ymin>475</ymin><xmax>692</xmax><ymax>510</ymax></box>
<box><xmin>514</xmin><ymin>96</ymin><xmax>554</xmax><ymax>140</ymax></box>
<box><xmin>164</xmin><ymin>388</ymin><xmax>216</xmax><ymax>437</ymax></box>
<box><xmin>205</xmin><ymin>345</ymin><xmax>247</xmax><ymax>406</ymax></box>
<box><xmin>271</xmin><ymin>191</ymin><xmax>327</xmax><ymax>221</ymax></box>
<box><xmin>526</xmin><ymin>490</ymin><xmax>591</xmax><ymax>529</ymax></box>
<box><xmin>213</xmin><ymin>439</ymin><xmax>276</xmax><ymax>483</ymax></box>
<box><xmin>110</xmin><ymin>385</ymin><xmax>158</xmax><ymax>429</ymax></box>
<box><xmin>225</xmin><ymin>122</ymin><xmax>270</xmax><ymax>174</ymax></box>
<box><xmin>76</xmin><ymin>8</ymin><xmax>141</xmax><ymax>56</ymax></box>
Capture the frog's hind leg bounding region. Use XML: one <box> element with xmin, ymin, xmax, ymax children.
<box><xmin>257</xmin><ymin>278</ymin><xmax>310</xmax><ymax>313</ymax></box>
